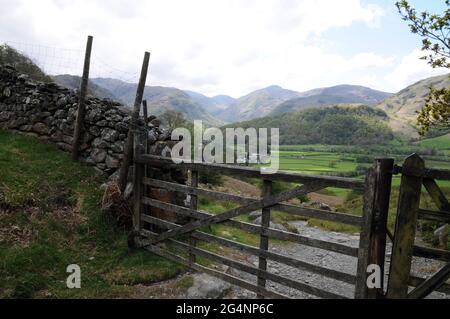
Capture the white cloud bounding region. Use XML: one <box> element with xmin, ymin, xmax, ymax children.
<box><xmin>384</xmin><ymin>49</ymin><xmax>449</xmax><ymax>92</ymax></box>
<box><xmin>0</xmin><ymin>0</ymin><xmax>395</xmax><ymax>96</ymax></box>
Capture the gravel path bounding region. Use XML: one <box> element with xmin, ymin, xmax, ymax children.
<box><xmin>142</xmin><ymin>221</ymin><xmax>449</xmax><ymax>299</ymax></box>
<box><xmin>227</xmin><ymin>221</ymin><xmax>450</xmax><ymax>299</ymax></box>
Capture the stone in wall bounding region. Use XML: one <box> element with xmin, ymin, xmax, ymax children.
<box><xmin>0</xmin><ymin>64</ymin><xmax>172</xmax><ymax>175</ymax></box>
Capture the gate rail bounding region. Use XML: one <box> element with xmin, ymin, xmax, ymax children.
<box><xmin>387</xmin><ymin>154</ymin><xmax>450</xmax><ymax>298</ymax></box>
<box><xmin>130</xmin><ymin>132</ymin><xmax>394</xmax><ymax>299</ymax></box>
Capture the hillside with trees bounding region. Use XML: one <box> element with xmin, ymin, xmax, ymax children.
<box><xmin>376</xmin><ymin>73</ymin><xmax>450</xmax><ymax>138</ymax></box>
<box><xmin>224</xmin><ymin>105</ymin><xmax>394</xmax><ymax>145</ymax></box>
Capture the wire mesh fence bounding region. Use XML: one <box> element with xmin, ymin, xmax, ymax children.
<box><xmin>0</xmin><ymin>38</ymin><xmax>141</xmax><ymax>107</ymax></box>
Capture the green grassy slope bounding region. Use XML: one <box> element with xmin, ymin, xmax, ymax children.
<box><xmin>0</xmin><ymin>130</ymin><xmax>184</xmax><ymax>298</ymax></box>
<box><xmin>419</xmin><ymin>133</ymin><xmax>450</xmax><ymax>151</ymax></box>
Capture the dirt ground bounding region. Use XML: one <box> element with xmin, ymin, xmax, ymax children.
<box><xmin>206</xmin><ymin>176</ymin><xmax>343</xmax><ymax>207</ymax></box>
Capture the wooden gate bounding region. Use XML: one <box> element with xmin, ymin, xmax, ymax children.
<box><xmin>387</xmin><ymin>154</ymin><xmax>450</xmax><ymax>298</ymax></box>
<box><xmin>129</xmin><ymin>131</ymin><xmax>395</xmax><ymax>299</ymax></box>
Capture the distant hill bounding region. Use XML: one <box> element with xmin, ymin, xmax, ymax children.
<box><xmin>91</xmin><ymin>78</ymin><xmax>223</xmax><ymax>126</ymax></box>
<box><xmin>50</xmin><ymin>70</ymin><xmax>449</xmax><ymax>139</ymax></box>
<box><xmin>224</xmin><ymin>105</ymin><xmax>394</xmax><ymax>145</ymax></box>
<box><xmin>52</xmin><ymin>74</ymin><xmax>119</xmax><ymax>101</ymax></box>
<box><xmin>212</xmin><ymin>95</ymin><xmax>235</xmax><ymax>106</ymax></box>
<box><xmin>270</xmin><ymin>85</ymin><xmax>392</xmax><ymax>116</ymax></box>
<box><xmin>217</xmin><ymin>85</ymin><xmax>302</xmax><ymax>122</ymax></box>
<box><xmin>185</xmin><ymin>90</ymin><xmax>234</xmax><ymax>117</ymax></box>
<box><xmin>376</xmin><ymin>73</ymin><xmax>450</xmax><ymax>139</ymax></box>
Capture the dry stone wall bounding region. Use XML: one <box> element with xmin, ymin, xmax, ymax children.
<box><xmin>0</xmin><ymin>65</ymin><xmax>171</xmax><ymax>175</ymax></box>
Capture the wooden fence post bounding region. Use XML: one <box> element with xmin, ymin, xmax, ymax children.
<box><xmin>355</xmin><ymin>158</ymin><xmax>394</xmax><ymax>299</ymax></box>
<box><xmin>132</xmin><ymin>129</ymin><xmax>147</xmax><ymax>234</ymax></box>
<box><xmin>142</xmin><ymin>100</ymin><xmax>149</xmax><ymax>124</ymax></box>
<box><xmin>257</xmin><ymin>179</ymin><xmax>272</xmax><ymax>298</ymax></box>
<box><xmin>142</xmin><ymin>99</ymin><xmax>150</xmax><ymax>219</ymax></box>
<box><xmin>119</xmin><ymin>52</ymin><xmax>150</xmax><ymax>193</ymax></box>
<box><xmin>189</xmin><ymin>170</ymin><xmax>199</xmax><ymax>264</ymax></box>
<box><xmin>72</xmin><ymin>35</ymin><xmax>93</xmax><ymax>161</ymax></box>
<box><xmin>386</xmin><ymin>153</ymin><xmax>424</xmax><ymax>298</ymax></box>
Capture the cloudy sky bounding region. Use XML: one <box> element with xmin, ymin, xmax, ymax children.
<box><xmin>0</xmin><ymin>0</ymin><xmax>448</xmax><ymax>97</ymax></box>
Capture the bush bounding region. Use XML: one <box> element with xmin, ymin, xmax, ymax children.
<box><xmin>199</xmin><ymin>171</ymin><xmax>224</xmax><ymax>186</ymax></box>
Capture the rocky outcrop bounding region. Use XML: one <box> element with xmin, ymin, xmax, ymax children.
<box><xmin>0</xmin><ymin>65</ymin><xmax>170</xmax><ymax>175</ymax></box>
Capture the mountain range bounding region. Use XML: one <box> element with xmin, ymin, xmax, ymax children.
<box><xmin>52</xmin><ymin>72</ymin><xmax>450</xmax><ymax>140</ymax></box>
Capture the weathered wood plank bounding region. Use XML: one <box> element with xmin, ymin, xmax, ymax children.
<box><xmin>413</xmin><ymin>245</ymin><xmax>450</xmax><ymax>262</ymax></box>
<box><xmin>147</xmin><ymin>182</ymin><xmax>328</xmax><ymax>246</ymax></box>
<box><xmin>275</xmin><ymin>204</ymin><xmax>363</xmax><ymax>227</ymax></box>
<box><xmin>143</xmin><ymin>177</ymin><xmax>254</xmax><ymax>205</ymax></box>
<box><xmin>355</xmin><ymin>166</ymin><xmax>376</xmax><ymax>299</ymax></box>
<box><xmin>142</xmin><ymin>100</ymin><xmax>148</xmax><ymax>123</ymax></box>
<box><xmin>423</xmin><ymin>168</ymin><xmax>450</xmax><ymax>181</ymax></box>
<box><xmin>119</xmin><ymin>51</ymin><xmax>150</xmax><ymax>192</ymax></box>
<box><xmin>142</xmin><ymin>197</ymin><xmax>359</xmax><ymax>256</ymax></box>
<box><xmin>396</xmin><ymin>166</ymin><xmax>450</xmax><ymax>181</ymax></box>
<box><xmin>409</xmin><ymin>275</ymin><xmax>450</xmax><ymax>295</ymax></box>
<box><xmin>178</xmin><ymin>240</ymin><xmax>347</xmax><ymax>299</ymax></box>
<box><xmin>140</xmin><ymin>217</ymin><xmax>356</xmax><ymax>284</ymax></box>
<box><xmin>408</xmin><ymin>263</ymin><xmax>450</xmax><ymax>299</ymax></box>
<box><xmin>72</xmin><ymin>35</ymin><xmax>93</xmax><ymax>161</ymax></box>
<box><xmin>132</xmin><ymin>132</ymin><xmax>147</xmax><ymax>234</ymax></box>
<box><xmin>142</xmin><ymin>230</ymin><xmax>346</xmax><ymax>299</ymax></box>
<box><xmin>137</xmin><ymin>155</ymin><xmax>365</xmax><ymax>190</ymax></box>
<box><xmin>364</xmin><ymin>159</ymin><xmax>393</xmax><ymax>299</ymax></box>
<box><xmin>387</xmin><ymin>154</ymin><xmax>425</xmax><ymax>299</ymax></box>
<box><xmin>144</xmin><ymin>177</ymin><xmax>362</xmax><ymax>226</ymax></box>
<box><xmin>418</xmin><ymin>209</ymin><xmax>450</xmax><ymax>223</ymax></box>
<box><xmin>142</xmin><ymin>240</ymin><xmax>287</xmax><ymax>299</ymax></box>
<box><xmin>423</xmin><ymin>178</ymin><xmax>450</xmax><ymax>212</ymax></box>
<box><xmin>257</xmin><ymin>180</ymin><xmax>272</xmax><ymax>298</ymax></box>
<box><xmin>188</xmin><ymin>169</ymin><xmax>198</xmax><ymax>264</ymax></box>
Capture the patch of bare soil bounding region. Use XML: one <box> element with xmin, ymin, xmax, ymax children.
<box><xmin>0</xmin><ymin>220</ymin><xmax>37</xmax><ymax>247</ymax></box>
<box><xmin>308</xmin><ymin>192</ymin><xmax>344</xmax><ymax>207</ymax></box>
<box><xmin>204</xmin><ymin>176</ymin><xmax>260</xmax><ymax>198</ymax></box>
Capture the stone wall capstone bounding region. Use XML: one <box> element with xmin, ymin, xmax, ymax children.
<box><xmin>0</xmin><ymin>64</ymin><xmax>171</xmax><ymax>175</ymax></box>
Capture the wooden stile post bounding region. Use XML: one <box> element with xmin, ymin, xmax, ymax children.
<box><xmin>355</xmin><ymin>158</ymin><xmax>394</xmax><ymax>299</ymax></box>
<box><xmin>188</xmin><ymin>170</ymin><xmax>199</xmax><ymax>264</ymax></box>
<box><xmin>132</xmin><ymin>130</ymin><xmax>147</xmax><ymax>234</ymax></box>
<box><xmin>257</xmin><ymin>179</ymin><xmax>272</xmax><ymax>298</ymax></box>
<box><xmin>119</xmin><ymin>52</ymin><xmax>150</xmax><ymax>193</ymax></box>
<box><xmin>72</xmin><ymin>35</ymin><xmax>93</xmax><ymax>161</ymax></box>
<box><xmin>142</xmin><ymin>99</ymin><xmax>150</xmax><ymax>212</ymax></box>
<box><xmin>387</xmin><ymin>154</ymin><xmax>424</xmax><ymax>298</ymax></box>
<box><xmin>142</xmin><ymin>100</ymin><xmax>149</xmax><ymax>124</ymax></box>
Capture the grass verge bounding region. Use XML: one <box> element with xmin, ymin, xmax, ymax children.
<box><xmin>0</xmin><ymin>130</ymin><xmax>184</xmax><ymax>298</ymax></box>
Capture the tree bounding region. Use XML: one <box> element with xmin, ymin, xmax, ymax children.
<box><xmin>160</xmin><ymin>110</ymin><xmax>191</xmax><ymax>129</ymax></box>
<box><xmin>396</xmin><ymin>0</ymin><xmax>450</xmax><ymax>135</ymax></box>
